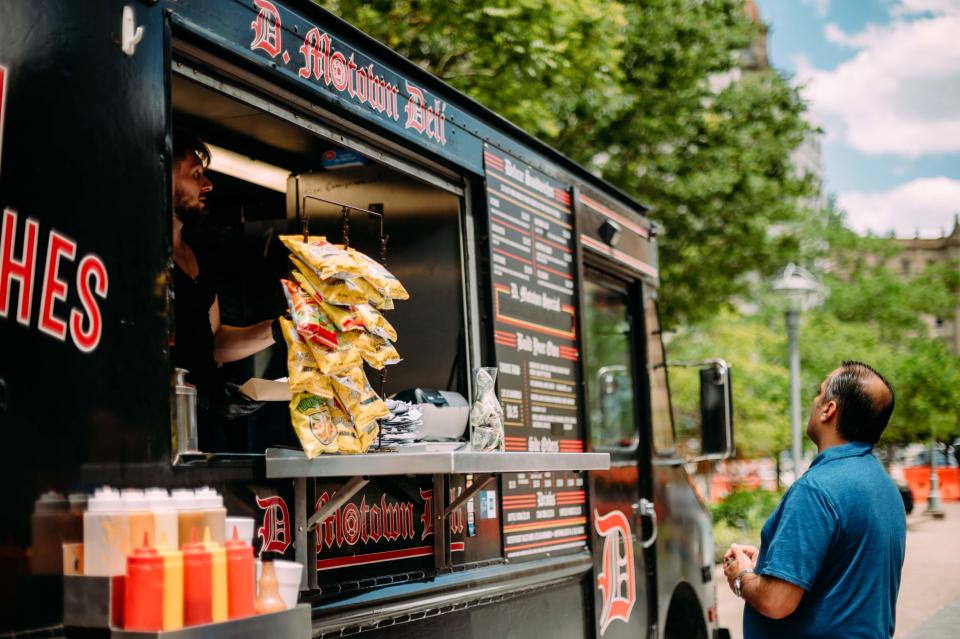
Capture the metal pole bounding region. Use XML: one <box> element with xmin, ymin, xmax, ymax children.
<box><xmin>927</xmin><ymin>435</ymin><xmax>944</xmax><ymax>518</ymax></box>
<box><xmin>786</xmin><ymin>310</ymin><xmax>803</xmax><ymax>482</ymax></box>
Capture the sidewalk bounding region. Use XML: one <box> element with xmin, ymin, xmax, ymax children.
<box><xmin>714</xmin><ymin>501</ymin><xmax>960</xmax><ymax>638</ymax></box>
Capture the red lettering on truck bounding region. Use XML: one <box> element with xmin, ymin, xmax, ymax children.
<box><xmin>0</xmin><ymin>208</ymin><xmax>108</xmax><ymax>353</ymax></box>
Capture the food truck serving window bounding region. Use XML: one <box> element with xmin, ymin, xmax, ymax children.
<box><xmin>170</xmin><ymin>70</ymin><xmax>469</xmax><ymax>455</ymax></box>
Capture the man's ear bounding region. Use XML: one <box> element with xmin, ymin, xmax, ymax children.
<box><xmin>821</xmin><ymin>399</ymin><xmax>839</xmax><ymax>424</ymax></box>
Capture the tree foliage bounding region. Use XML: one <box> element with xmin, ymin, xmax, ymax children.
<box><xmin>319</xmin><ymin>0</ymin><xmax>817</xmax><ymax>326</ymax></box>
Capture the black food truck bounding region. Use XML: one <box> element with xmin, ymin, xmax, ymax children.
<box><xmin>0</xmin><ymin>1</ymin><xmax>735</xmax><ymax>637</ymax></box>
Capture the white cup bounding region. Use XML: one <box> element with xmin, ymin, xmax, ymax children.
<box><xmin>273</xmin><ymin>559</ymin><xmax>304</xmax><ymax>610</ymax></box>
<box><xmin>226</xmin><ymin>516</ymin><xmax>255</xmax><ymax>546</ymax></box>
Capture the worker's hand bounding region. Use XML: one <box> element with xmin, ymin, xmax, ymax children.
<box><xmin>723</xmin><ymin>544</ymin><xmax>757</xmax><ymax>592</ymax></box>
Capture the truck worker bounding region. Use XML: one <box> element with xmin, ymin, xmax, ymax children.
<box><xmin>723</xmin><ymin>361</ymin><xmax>905</xmax><ymax>638</ymax></box>
<box><xmin>172</xmin><ymin>128</ymin><xmax>280</xmax><ymax>447</ymax></box>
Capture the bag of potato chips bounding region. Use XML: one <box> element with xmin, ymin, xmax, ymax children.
<box><xmin>279</xmin><ymin>317</ymin><xmax>334</xmax><ymax>399</ymax></box>
<box><xmin>342</xmin><ymin>247</ymin><xmax>409</xmax><ymax>300</ymax></box>
<box><xmin>357</xmin><ymin>333</ymin><xmax>401</xmax><ymax>370</ymax></box>
<box><xmin>354</xmin><ymin>304</ymin><xmax>397</xmax><ymax>342</ymax></box>
<box><xmin>280</xmin><ymin>235</ymin><xmax>356</xmax><ymax>280</ymax></box>
<box><xmin>281</xmin><ymin>279</ymin><xmax>338</xmax><ymax>349</ymax></box>
<box><xmin>289</xmin><ymin>392</ymin><xmax>338</xmax><ymax>458</ymax></box>
<box><xmin>320</xmin><ymin>300</ymin><xmax>361</xmax><ymax>332</ymax></box>
<box><xmin>328</xmin><ymin>399</ymin><xmax>364</xmax><ymax>454</ymax></box>
<box><xmin>289</xmin><ymin>256</ymin><xmax>368</xmax><ymax>307</ymax></box>
<box><xmin>306</xmin><ymin>331</ymin><xmax>364</xmax><ymax>375</ymax></box>
<box><xmin>330</xmin><ymin>366</ymin><xmax>391</xmax><ymax>426</ymax></box>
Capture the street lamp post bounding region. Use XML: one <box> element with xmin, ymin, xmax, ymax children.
<box><xmin>773</xmin><ymin>264</ymin><xmax>822</xmax><ymax>484</ymax></box>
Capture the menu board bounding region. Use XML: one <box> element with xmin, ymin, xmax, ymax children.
<box><xmin>483</xmin><ymin>145</ymin><xmax>587</xmax><ymax>561</ymax></box>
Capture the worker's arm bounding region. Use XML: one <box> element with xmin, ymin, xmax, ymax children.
<box><xmin>723</xmin><ymin>544</ymin><xmax>804</xmax><ymax>619</ymax></box>
<box><xmin>209</xmin><ymin>295</ymin><xmax>276</xmax><ymax>363</ymax></box>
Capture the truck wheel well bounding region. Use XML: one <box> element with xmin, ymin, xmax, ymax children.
<box><xmin>663</xmin><ymin>582</ymin><xmax>708</xmax><ymax>639</ymax></box>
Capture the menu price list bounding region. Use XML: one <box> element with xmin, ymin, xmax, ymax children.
<box><xmin>484</xmin><ymin>145</ymin><xmax>587</xmax><ymax>561</ymax></box>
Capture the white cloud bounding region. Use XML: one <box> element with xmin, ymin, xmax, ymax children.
<box><xmin>799</xmin><ymin>2</ymin><xmax>960</xmax><ymax>157</ymax></box>
<box><xmin>837</xmin><ymin>176</ymin><xmax>960</xmax><ymax>238</ymax></box>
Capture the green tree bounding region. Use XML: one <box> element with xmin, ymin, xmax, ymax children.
<box><xmin>319</xmin><ymin>0</ymin><xmax>817</xmax><ymax>326</ymax></box>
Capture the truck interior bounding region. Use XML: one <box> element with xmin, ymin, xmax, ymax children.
<box><xmin>171</xmin><ymin>71</ymin><xmax>469</xmax><ymax>454</ymax></box>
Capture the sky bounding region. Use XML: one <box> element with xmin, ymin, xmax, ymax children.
<box><xmin>755</xmin><ymin>0</ymin><xmax>960</xmax><ymax>238</ymax></box>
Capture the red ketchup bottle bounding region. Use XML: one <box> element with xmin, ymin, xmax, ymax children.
<box><xmin>225</xmin><ymin>526</ymin><xmax>256</xmax><ymax>619</ymax></box>
<box><xmin>182</xmin><ymin>529</ymin><xmax>213</xmax><ymax>626</ymax></box>
<box><xmin>124</xmin><ymin>533</ymin><xmax>164</xmax><ymax>631</ymax></box>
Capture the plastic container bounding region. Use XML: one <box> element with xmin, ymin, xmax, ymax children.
<box><xmin>158</xmin><ymin>546</ymin><xmax>184</xmax><ymax>631</ymax></box>
<box><xmin>202</xmin><ymin>528</ymin><xmax>228</xmax><ymax>623</ymax></box>
<box><xmin>172</xmin><ymin>489</ymin><xmax>204</xmax><ymax>550</ymax></box>
<box><xmin>225</xmin><ymin>526</ymin><xmax>256</xmax><ymax>619</ymax></box>
<box><xmin>195</xmin><ymin>487</ymin><xmax>226</xmax><ymax>545</ymax></box>
<box><xmin>146</xmin><ymin>488</ymin><xmax>178</xmax><ymax>550</ymax></box>
<box><xmin>123</xmin><ymin>489</ymin><xmax>155</xmax><ymax>558</ymax></box>
<box><xmin>182</xmin><ymin>530</ymin><xmax>213</xmax><ymax>626</ymax></box>
<box><xmin>83</xmin><ymin>487</ymin><xmax>129</xmax><ymax>576</ymax></box>
<box><xmin>124</xmin><ymin>533</ymin><xmax>164</xmax><ymax>631</ymax></box>
<box><xmin>225</xmin><ymin>516</ymin><xmax>255</xmax><ymax>546</ymax></box>
<box><xmin>255</xmin><ymin>560</ymin><xmax>286</xmax><ymax>614</ymax></box>
<box><xmin>30</xmin><ymin>491</ymin><xmax>69</xmax><ymax>574</ymax></box>
<box><xmin>273</xmin><ymin>560</ymin><xmax>304</xmax><ymax>610</ymax></box>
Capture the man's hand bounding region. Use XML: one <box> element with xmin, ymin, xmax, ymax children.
<box><xmin>723</xmin><ymin>544</ymin><xmax>758</xmax><ymax>593</ymax></box>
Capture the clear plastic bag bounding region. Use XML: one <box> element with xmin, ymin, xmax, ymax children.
<box><xmin>469</xmin><ymin>367</ymin><xmax>505</xmax><ymax>452</ymax></box>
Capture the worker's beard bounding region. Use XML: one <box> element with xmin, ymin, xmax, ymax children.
<box><xmin>173</xmin><ymin>188</ymin><xmax>206</xmax><ymax>229</ymax></box>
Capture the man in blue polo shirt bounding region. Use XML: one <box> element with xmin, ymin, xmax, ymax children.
<box><xmin>722</xmin><ymin>361</ymin><xmax>906</xmax><ymax>638</ymax></box>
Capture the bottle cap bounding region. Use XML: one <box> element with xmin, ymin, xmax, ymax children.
<box><xmin>121</xmin><ymin>489</ymin><xmax>150</xmax><ymax>512</ymax></box>
<box><xmin>225</xmin><ymin>525</ymin><xmax>251</xmax><ymax>550</ymax></box>
<box><xmin>194</xmin><ymin>487</ymin><xmax>224</xmax><ymax>509</ymax></box>
<box><xmin>33</xmin><ymin>491</ymin><xmax>68</xmax><ymax>513</ymax></box>
<box><xmin>171</xmin><ymin>488</ymin><xmax>199</xmax><ymax>511</ymax></box>
<box><xmin>88</xmin><ymin>487</ymin><xmax>123</xmax><ymax>512</ymax></box>
<box><xmin>145</xmin><ymin>488</ymin><xmax>174</xmax><ymax>510</ymax></box>
<box><xmin>68</xmin><ymin>493</ymin><xmax>88</xmax><ymax>512</ymax></box>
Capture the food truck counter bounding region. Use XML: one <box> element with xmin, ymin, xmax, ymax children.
<box><xmin>264</xmin><ymin>447</ymin><xmax>611</xmax><ymax>478</ymax></box>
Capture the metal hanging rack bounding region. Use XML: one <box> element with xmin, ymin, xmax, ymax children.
<box><xmin>300</xmin><ymin>194</ymin><xmax>390</xmax><ymax>450</ymax></box>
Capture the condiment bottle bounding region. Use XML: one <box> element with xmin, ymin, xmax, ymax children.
<box><xmin>30</xmin><ymin>491</ymin><xmax>69</xmax><ymax>574</ymax></box>
<box><xmin>182</xmin><ymin>530</ymin><xmax>212</xmax><ymax>626</ymax></box>
<box><xmin>255</xmin><ymin>560</ymin><xmax>286</xmax><ymax>614</ymax></box>
<box><xmin>66</xmin><ymin>493</ymin><xmax>87</xmax><ymax>544</ymax></box>
<box><xmin>202</xmin><ymin>527</ymin><xmax>228</xmax><ymax>622</ymax></box>
<box><xmin>123</xmin><ymin>489</ymin><xmax>155</xmax><ymax>558</ymax></box>
<box><xmin>195</xmin><ymin>487</ymin><xmax>227</xmax><ymax>545</ymax></box>
<box><xmin>172</xmin><ymin>489</ymin><xmax>203</xmax><ymax>549</ymax></box>
<box><xmin>84</xmin><ymin>487</ymin><xmax>129</xmax><ymax>576</ymax></box>
<box><xmin>146</xmin><ymin>488</ymin><xmax>178</xmax><ymax>550</ymax></box>
<box><xmin>225</xmin><ymin>526</ymin><xmax>255</xmax><ymax>619</ymax></box>
<box><xmin>124</xmin><ymin>533</ymin><xmax>164</xmax><ymax>631</ymax></box>
<box><xmin>157</xmin><ymin>545</ymin><xmax>184</xmax><ymax>631</ymax></box>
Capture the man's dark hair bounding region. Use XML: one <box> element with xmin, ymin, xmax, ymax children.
<box><xmin>172</xmin><ymin>127</ymin><xmax>210</xmax><ymax>168</ymax></box>
<box><xmin>823</xmin><ymin>360</ymin><xmax>895</xmax><ymax>444</ymax></box>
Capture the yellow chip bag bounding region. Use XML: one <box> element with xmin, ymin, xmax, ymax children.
<box><xmin>330</xmin><ymin>366</ymin><xmax>391</xmax><ymax>426</ymax></box>
<box><xmin>357</xmin><ymin>333</ymin><xmax>401</xmax><ymax>370</ymax></box>
<box><xmin>329</xmin><ymin>399</ymin><xmax>364</xmax><ymax>455</ymax></box>
<box><xmin>320</xmin><ymin>300</ymin><xmax>361</xmax><ymax>332</ymax></box>
<box><xmin>306</xmin><ymin>335</ymin><xmax>363</xmax><ymax>376</ymax></box>
<box><xmin>289</xmin><ymin>392</ymin><xmax>338</xmax><ymax>458</ymax></box>
<box><xmin>343</xmin><ymin>247</ymin><xmax>410</xmax><ymax>300</ymax></box>
<box><xmin>289</xmin><ymin>256</ymin><xmax>368</xmax><ymax>307</ymax></box>
<box><xmin>280</xmin><ymin>235</ymin><xmax>356</xmax><ymax>280</ymax></box>
<box><xmin>355</xmin><ymin>304</ymin><xmax>397</xmax><ymax>342</ymax></box>
<box><xmin>352</xmin><ymin>275</ymin><xmax>388</xmax><ymax>309</ymax></box>
<box><xmin>357</xmin><ymin>419</ymin><xmax>380</xmax><ymax>451</ymax></box>
<box><xmin>279</xmin><ymin>317</ymin><xmax>334</xmax><ymax>398</ymax></box>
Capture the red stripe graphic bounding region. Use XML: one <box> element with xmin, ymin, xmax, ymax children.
<box><xmin>554</xmin><ymin>188</ymin><xmax>572</xmax><ymax>205</ymax></box>
<box><xmin>536</xmin><ymin>263</ymin><xmax>573</xmax><ymax>280</ymax></box>
<box><xmin>493</xmin><ymin>247</ymin><xmax>533</xmax><ymax>265</ymax></box>
<box><xmin>317</xmin><ymin>543</ymin><xmax>465</xmax><ymax>571</ymax></box>
<box><xmin>504</xmin><ymin>535</ymin><xmax>587</xmax><ymax>553</ymax></box>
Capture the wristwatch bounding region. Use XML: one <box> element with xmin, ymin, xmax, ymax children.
<box><xmin>734</xmin><ymin>568</ymin><xmax>755</xmax><ymax>598</ymax></box>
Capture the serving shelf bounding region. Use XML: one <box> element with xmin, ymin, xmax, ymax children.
<box><xmin>264</xmin><ymin>447</ymin><xmax>609</xmax><ymax>478</ymax></box>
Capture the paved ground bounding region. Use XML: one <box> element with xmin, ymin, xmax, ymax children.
<box><xmin>715</xmin><ymin>501</ymin><xmax>960</xmax><ymax>638</ymax></box>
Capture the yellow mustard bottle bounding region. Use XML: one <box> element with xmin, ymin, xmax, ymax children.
<box><xmin>203</xmin><ymin>527</ymin><xmax>228</xmax><ymax>622</ymax></box>
<box><xmin>157</xmin><ymin>546</ymin><xmax>184</xmax><ymax>630</ymax></box>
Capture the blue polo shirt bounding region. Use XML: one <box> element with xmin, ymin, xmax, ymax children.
<box><xmin>744</xmin><ymin>442</ymin><xmax>906</xmax><ymax>639</ymax></box>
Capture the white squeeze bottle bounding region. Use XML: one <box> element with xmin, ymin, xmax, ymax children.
<box><xmin>83</xmin><ymin>487</ymin><xmax>129</xmax><ymax>576</ymax></box>
<box><xmin>146</xmin><ymin>488</ymin><xmax>179</xmax><ymax>550</ymax></box>
<box><xmin>195</xmin><ymin>487</ymin><xmax>227</xmax><ymax>545</ymax></box>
